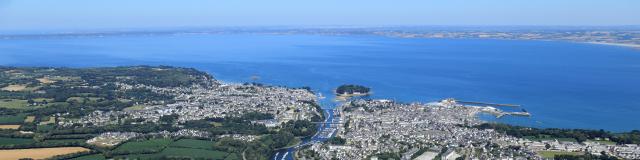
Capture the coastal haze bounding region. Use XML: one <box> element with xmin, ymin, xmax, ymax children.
<box><xmin>1</xmin><ymin>0</ymin><xmax>639</xmax><ymax>31</ymax></box>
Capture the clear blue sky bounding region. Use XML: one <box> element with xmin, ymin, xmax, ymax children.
<box><xmin>0</xmin><ymin>0</ymin><xmax>639</xmax><ymax>32</ymax></box>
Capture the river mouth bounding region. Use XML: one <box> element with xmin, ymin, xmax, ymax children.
<box><xmin>272</xmin><ymin>92</ymin><xmax>342</xmax><ymax>160</ymax></box>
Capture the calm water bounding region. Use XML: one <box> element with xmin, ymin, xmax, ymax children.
<box><xmin>1</xmin><ymin>34</ymin><xmax>639</xmax><ymax>131</ymax></box>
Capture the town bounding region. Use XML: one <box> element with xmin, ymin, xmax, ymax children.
<box><xmin>67</xmin><ymin>81</ymin><xmax>320</xmax><ymax>127</ymax></box>
<box><xmin>299</xmin><ymin>99</ymin><xmax>640</xmax><ymax>160</ymax></box>
<box><xmin>1</xmin><ymin>66</ymin><xmax>639</xmax><ymax>159</ymax></box>
<box><xmin>0</xmin><ymin>66</ymin><xmax>323</xmax><ymax>159</ymax></box>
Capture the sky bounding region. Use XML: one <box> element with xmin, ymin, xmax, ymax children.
<box><xmin>0</xmin><ymin>0</ymin><xmax>639</xmax><ymax>32</ymax></box>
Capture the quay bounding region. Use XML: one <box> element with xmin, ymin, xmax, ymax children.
<box><xmin>480</xmin><ymin>107</ymin><xmax>531</xmax><ymax>118</ymax></box>
<box><xmin>454</xmin><ymin>99</ymin><xmax>521</xmax><ymax>107</ymax></box>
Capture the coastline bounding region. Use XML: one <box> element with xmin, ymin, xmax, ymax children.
<box><xmin>2</xmin><ymin>33</ymin><xmax>639</xmax><ymax>132</ymax></box>
<box><xmin>585</xmin><ymin>41</ymin><xmax>640</xmax><ymax>49</ymax></box>
<box><xmin>334</xmin><ymin>93</ymin><xmax>370</xmax><ymax>101</ymax></box>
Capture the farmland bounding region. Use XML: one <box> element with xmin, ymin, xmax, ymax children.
<box><xmin>0</xmin><ymin>99</ymin><xmax>58</xmax><ymax>109</ymax></box>
<box><xmin>169</xmin><ymin>138</ymin><xmax>214</xmax><ymax>150</ymax></box>
<box><xmin>114</xmin><ymin>147</ymin><xmax>231</xmax><ymax>159</ymax></box>
<box><xmin>0</xmin><ymin>114</ymin><xmax>26</xmax><ymax>124</ymax></box>
<box><xmin>0</xmin><ymin>137</ymin><xmax>34</xmax><ymax>145</ymax></box>
<box><xmin>0</xmin><ymin>147</ymin><xmax>90</xmax><ymax>160</ymax></box>
<box><xmin>36</xmin><ymin>77</ymin><xmax>56</xmax><ymax>84</ymax></box>
<box><xmin>1</xmin><ymin>85</ymin><xmax>27</xmax><ymax>91</ymax></box>
<box><xmin>39</xmin><ymin>116</ymin><xmax>56</xmax><ymax>125</ymax></box>
<box><xmin>37</xmin><ymin>124</ymin><xmax>55</xmax><ymax>132</ymax></box>
<box><xmin>537</xmin><ymin>151</ymin><xmax>584</xmax><ymax>159</ymax></box>
<box><xmin>0</xmin><ymin>125</ymin><xmax>20</xmax><ymax>130</ymax></box>
<box><xmin>72</xmin><ymin>154</ymin><xmax>106</xmax><ymax>160</ymax></box>
<box><xmin>155</xmin><ymin>147</ymin><xmax>229</xmax><ymax>159</ymax></box>
<box><xmin>109</xmin><ymin>138</ymin><xmax>235</xmax><ymax>159</ymax></box>
<box><xmin>0</xmin><ymin>99</ymin><xmax>29</xmax><ymax>109</ymax></box>
<box><xmin>23</xmin><ymin>116</ymin><xmax>35</xmax><ymax>123</ymax></box>
<box><xmin>123</xmin><ymin>105</ymin><xmax>147</xmax><ymax>111</ymax></box>
<box><xmin>113</xmin><ymin>138</ymin><xmax>173</xmax><ymax>153</ymax></box>
<box><xmin>43</xmin><ymin>139</ymin><xmax>87</xmax><ymax>144</ymax></box>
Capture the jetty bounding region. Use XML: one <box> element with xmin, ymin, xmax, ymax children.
<box><xmin>507</xmin><ymin>111</ymin><xmax>531</xmax><ymax>117</ymax></box>
<box><xmin>479</xmin><ymin>107</ymin><xmax>531</xmax><ymax>118</ymax></box>
<box><xmin>454</xmin><ymin>99</ymin><xmax>521</xmax><ymax>107</ymax></box>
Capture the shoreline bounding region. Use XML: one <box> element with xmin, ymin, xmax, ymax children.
<box><xmin>388</xmin><ymin>34</ymin><xmax>640</xmax><ymax>50</ymax></box>
<box><xmin>584</xmin><ymin>42</ymin><xmax>640</xmax><ymax>49</ymax></box>
<box><xmin>334</xmin><ymin>93</ymin><xmax>370</xmax><ymax>101</ymax></box>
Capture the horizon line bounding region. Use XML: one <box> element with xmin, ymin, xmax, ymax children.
<box><xmin>2</xmin><ymin>25</ymin><xmax>640</xmax><ymax>36</ymax></box>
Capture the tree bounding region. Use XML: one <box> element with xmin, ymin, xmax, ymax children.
<box><xmin>54</xmin><ymin>94</ymin><xmax>68</xmax><ymax>102</ymax></box>
<box><xmin>336</xmin><ymin>84</ymin><xmax>370</xmax><ymax>95</ymax></box>
<box><xmin>280</xmin><ymin>120</ymin><xmax>317</xmax><ymax>137</ymax></box>
<box><xmin>159</xmin><ymin>114</ymin><xmax>179</xmax><ymax>124</ymax></box>
<box><xmin>327</xmin><ymin>137</ymin><xmax>346</xmax><ymax>145</ymax></box>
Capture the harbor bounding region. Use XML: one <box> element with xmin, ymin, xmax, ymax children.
<box><xmin>456</xmin><ymin>100</ymin><xmax>522</xmax><ymax>107</ymax></box>
<box><xmin>440</xmin><ymin>98</ymin><xmax>531</xmax><ymax>118</ymax></box>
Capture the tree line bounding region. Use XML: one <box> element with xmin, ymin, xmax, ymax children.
<box><xmin>475</xmin><ymin>123</ymin><xmax>640</xmax><ymax>144</ymax></box>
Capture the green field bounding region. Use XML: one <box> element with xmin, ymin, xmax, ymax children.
<box><xmin>537</xmin><ymin>151</ymin><xmax>584</xmax><ymax>158</ymax></box>
<box><xmin>0</xmin><ymin>114</ymin><xmax>27</xmax><ymax>124</ymax></box>
<box><xmin>211</xmin><ymin>122</ymin><xmax>223</xmax><ymax>127</ymax></box>
<box><xmin>113</xmin><ymin>138</ymin><xmax>173</xmax><ymax>152</ymax></box>
<box><xmin>123</xmin><ymin>105</ymin><xmax>147</xmax><ymax>111</ymax></box>
<box><xmin>160</xmin><ymin>147</ymin><xmax>229</xmax><ymax>159</ymax></box>
<box><xmin>39</xmin><ymin>116</ymin><xmax>56</xmax><ymax>125</ymax></box>
<box><xmin>117</xmin><ymin>147</ymin><xmax>230</xmax><ymax>159</ymax></box>
<box><xmin>0</xmin><ymin>137</ymin><xmax>35</xmax><ymax>145</ymax></box>
<box><xmin>170</xmin><ymin>139</ymin><xmax>214</xmax><ymax>150</ymax></box>
<box><xmin>0</xmin><ymin>99</ymin><xmax>29</xmax><ymax>109</ymax></box>
<box><xmin>72</xmin><ymin>154</ymin><xmax>106</xmax><ymax>160</ymax></box>
<box><xmin>37</xmin><ymin>124</ymin><xmax>55</xmax><ymax>132</ymax></box>
<box><xmin>112</xmin><ymin>138</ymin><xmax>236</xmax><ymax>159</ymax></box>
<box><xmin>66</xmin><ymin>97</ymin><xmax>101</xmax><ymax>103</ymax></box>
<box><xmin>0</xmin><ymin>98</ymin><xmax>67</xmax><ymax>109</ymax></box>
<box><xmin>43</xmin><ymin>139</ymin><xmax>87</xmax><ymax>144</ymax></box>
<box><xmin>32</xmin><ymin>98</ymin><xmax>54</xmax><ymax>103</ymax></box>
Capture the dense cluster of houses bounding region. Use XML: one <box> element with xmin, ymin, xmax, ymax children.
<box><xmin>67</xmin><ymin>82</ymin><xmax>319</xmax><ymax>128</ymax></box>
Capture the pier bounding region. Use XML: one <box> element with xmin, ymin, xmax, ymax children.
<box><xmin>479</xmin><ymin>107</ymin><xmax>531</xmax><ymax>118</ymax></box>
<box><xmin>455</xmin><ymin>99</ymin><xmax>521</xmax><ymax>107</ymax></box>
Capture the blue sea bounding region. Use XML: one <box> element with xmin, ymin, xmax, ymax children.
<box><xmin>1</xmin><ymin>33</ymin><xmax>639</xmax><ymax>131</ymax></box>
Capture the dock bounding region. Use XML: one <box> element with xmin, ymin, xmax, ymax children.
<box><xmin>455</xmin><ymin>100</ymin><xmax>521</xmax><ymax>107</ymax></box>
<box><xmin>508</xmin><ymin>112</ymin><xmax>531</xmax><ymax>117</ymax></box>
